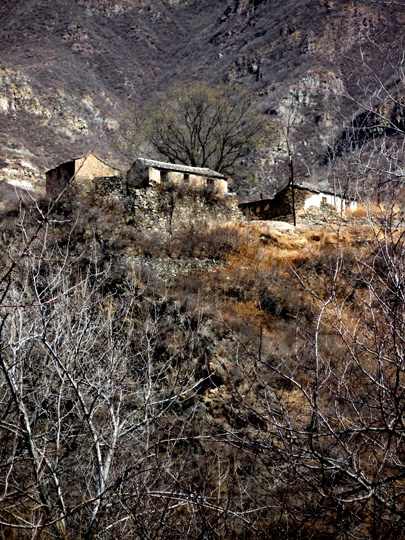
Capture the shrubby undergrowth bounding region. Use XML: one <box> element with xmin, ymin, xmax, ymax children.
<box><xmin>0</xmin><ymin>188</ymin><xmax>405</xmax><ymax>539</ymax></box>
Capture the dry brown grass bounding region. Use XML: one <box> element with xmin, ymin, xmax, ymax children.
<box><xmin>345</xmin><ymin>205</ymin><xmax>367</xmax><ymax>218</ymax></box>
<box><xmin>174</xmin><ymin>218</ymin><xmax>381</xmax><ymax>352</ymax></box>
<box><xmin>171</xmin><ymin>216</ymin><xmax>405</xmax><ymax>537</ymax></box>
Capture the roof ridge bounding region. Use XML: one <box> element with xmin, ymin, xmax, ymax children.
<box><xmin>137</xmin><ymin>157</ymin><xmax>227</xmax><ymax>178</ymax></box>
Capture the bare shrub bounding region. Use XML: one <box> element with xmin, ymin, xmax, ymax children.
<box><xmin>170</xmin><ymin>223</ymin><xmax>243</xmax><ymax>260</ymax></box>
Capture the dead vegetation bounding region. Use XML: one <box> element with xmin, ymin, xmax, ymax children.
<box><xmin>1</xmin><ymin>190</ymin><xmax>405</xmax><ymax>539</ymax></box>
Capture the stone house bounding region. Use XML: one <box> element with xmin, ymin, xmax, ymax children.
<box><xmin>46</xmin><ymin>153</ymin><xmax>120</xmax><ymax>198</ymax></box>
<box><xmin>126</xmin><ymin>158</ymin><xmax>228</xmax><ymax>195</ymax></box>
<box><xmin>238</xmin><ymin>183</ymin><xmax>357</xmax><ymax>221</ymax></box>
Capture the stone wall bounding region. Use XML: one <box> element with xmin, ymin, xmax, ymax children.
<box><xmin>46</xmin><ymin>161</ymin><xmax>75</xmax><ymax>198</ymax></box>
<box><xmin>127</xmin><ymin>184</ymin><xmax>241</xmax><ymax>235</ymax></box>
<box><xmin>303</xmin><ymin>191</ymin><xmax>358</xmax><ymax>212</ymax></box>
<box><xmin>208</xmin><ymin>178</ymin><xmax>227</xmax><ymax>195</ymax></box>
<box><xmin>188</xmin><ymin>173</ymin><xmax>206</xmax><ymax>189</ymax></box>
<box><xmin>139</xmin><ymin>166</ymin><xmax>228</xmax><ymax>194</ymax></box>
<box><xmin>165</xmin><ymin>171</ymin><xmax>184</xmax><ymax>184</ymax></box>
<box><xmin>148</xmin><ymin>166</ymin><xmax>162</xmax><ymax>184</ymax></box>
<box><xmin>240</xmin><ymin>185</ymin><xmax>309</xmax><ymax>222</ymax></box>
<box><xmin>87</xmin><ymin>175</ymin><xmax>242</xmax><ymax>235</ymax></box>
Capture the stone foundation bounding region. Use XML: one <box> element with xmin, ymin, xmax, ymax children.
<box><xmin>127</xmin><ymin>185</ymin><xmax>241</xmax><ymax>235</ymax></box>
<box><xmin>73</xmin><ymin>175</ymin><xmax>242</xmax><ymax>235</ymax></box>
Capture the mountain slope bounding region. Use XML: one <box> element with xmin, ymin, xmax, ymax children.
<box><xmin>0</xmin><ymin>0</ymin><xmax>403</xmax><ymax>195</ymax></box>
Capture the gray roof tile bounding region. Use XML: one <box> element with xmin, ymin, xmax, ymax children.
<box><xmin>136</xmin><ymin>158</ymin><xmax>227</xmax><ymax>178</ymax></box>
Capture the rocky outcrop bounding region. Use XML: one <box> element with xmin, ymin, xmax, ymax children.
<box><xmin>0</xmin><ymin>0</ymin><xmax>402</xmax><ymax>194</ymax></box>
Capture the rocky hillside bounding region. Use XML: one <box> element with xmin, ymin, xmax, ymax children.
<box><xmin>0</xmin><ymin>0</ymin><xmax>403</xmax><ymax>196</ymax></box>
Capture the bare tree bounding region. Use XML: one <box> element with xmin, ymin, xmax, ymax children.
<box><xmin>324</xmin><ymin>37</ymin><xmax>404</xmax><ymax>204</ymax></box>
<box><xmin>219</xmin><ymin>192</ymin><xmax>405</xmax><ymax>538</ymax></box>
<box><xmin>0</xmin><ymin>199</ymin><xmax>222</xmax><ymax>539</ymax></box>
<box><xmin>281</xmin><ymin>103</ymin><xmax>299</xmax><ymax>226</ymax></box>
<box><xmin>118</xmin><ymin>82</ymin><xmax>264</xmax><ymax>178</ymax></box>
<box><xmin>0</xmin><ymin>195</ymin><xmax>268</xmax><ymax>539</ymax></box>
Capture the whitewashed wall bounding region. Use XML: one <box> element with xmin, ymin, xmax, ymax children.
<box><xmin>303</xmin><ymin>192</ymin><xmax>357</xmax><ymax>212</ymax></box>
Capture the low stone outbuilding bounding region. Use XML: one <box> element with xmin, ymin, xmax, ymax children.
<box><xmin>238</xmin><ymin>183</ymin><xmax>357</xmax><ymax>222</ymax></box>
<box><xmin>46</xmin><ymin>154</ymin><xmax>120</xmax><ymax>198</ymax></box>
<box><xmin>127</xmin><ymin>158</ymin><xmax>228</xmax><ymax>195</ymax></box>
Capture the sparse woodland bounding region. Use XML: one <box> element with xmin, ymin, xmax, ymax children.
<box><xmin>0</xmin><ymin>167</ymin><xmax>404</xmax><ymax>540</ymax></box>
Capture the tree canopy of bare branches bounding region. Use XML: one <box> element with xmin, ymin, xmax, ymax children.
<box><xmin>120</xmin><ymin>82</ymin><xmax>264</xmax><ymax>178</ymax></box>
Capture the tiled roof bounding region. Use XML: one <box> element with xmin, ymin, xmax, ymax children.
<box><xmin>296</xmin><ymin>182</ymin><xmax>329</xmax><ymax>195</ymax></box>
<box><xmin>238</xmin><ymin>191</ymin><xmax>276</xmax><ymax>205</ymax></box>
<box><xmin>136</xmin><ymin>158</ymin><xmax>227</xmax><ymax>178</ymax></box>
